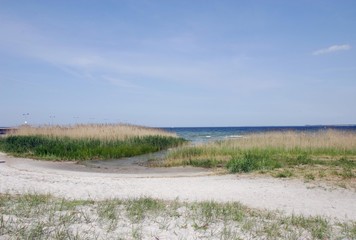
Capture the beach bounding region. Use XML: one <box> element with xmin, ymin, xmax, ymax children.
<box><xmin>1</xmin><ymin>152</ymin><xmax>355</xmax><ymax>221</ymax></box>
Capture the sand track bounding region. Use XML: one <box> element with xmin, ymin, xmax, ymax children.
<box><xmin>1</xmin><ymin>152</ymin><xmax>355</xmax><ymax>221</ymax></box>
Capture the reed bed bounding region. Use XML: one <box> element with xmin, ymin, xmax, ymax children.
<box><xmin>0</xmin><ymin>124</ymin><xmax>185</xmax><ymax>161</ymax></box>
<box><xmin>164</xmin><ymin>130</ymin><xmax>356</xmax><ymax>165</ymax></box>
<box><xmin>220</xmin><ymin>130</ymin><xmax>356</xmax><ymax>151</ymax></box>
<box><xmin>8</xmin><ymin>124</ymin><xmax>176</xmax><ymax>140</ymax></box>
<box><xmin>158</xmin><ymin>130</ymin><xmax>356</xmax><ymax>186</ymax></box>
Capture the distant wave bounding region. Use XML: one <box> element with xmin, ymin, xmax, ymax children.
<box><xmin>227</xmin><ymin>135</ymin><xmax>243</xmax><ymax>138</ymax></box>
<box><xmin>165</xmin><ymin>125</ymin><xmax>356</xmax><ymax>143</ymax></box>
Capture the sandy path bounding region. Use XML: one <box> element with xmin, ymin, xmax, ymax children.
<box><xmin>1</xmin><ymin>152</ymin><xmax>355</xmax><ymax>221</ymax></box>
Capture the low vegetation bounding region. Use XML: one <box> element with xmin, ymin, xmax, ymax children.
<box><xmin>1</xmin><ymin>193</ymin><xmax>355</xmax><ymax>239</ymax></box>
<box><xmin>0</xmin><ymin>124</ymin><xmax>185</xmax><ymax>161</ymax></box>
<box><xmin>154</xmin><ymin>130</ymin><xmax>356</xmax><ymax>187</ymax></box>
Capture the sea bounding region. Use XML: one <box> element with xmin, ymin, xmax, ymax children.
<box><xmin>163</xmin><ymin>125</ymin><xmax>356</xmax><ymax>143</ymax></box>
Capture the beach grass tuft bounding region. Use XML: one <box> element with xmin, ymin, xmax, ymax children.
<box><xmin>1</xmin><ymin>193</ymin><xmax>355</xmax><ymax>239</ymax></box>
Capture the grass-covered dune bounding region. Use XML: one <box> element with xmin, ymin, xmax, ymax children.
<box><xmin>0</xmin><ymin>124</ymin><xmax>185</xmax><ymax>161</ymax></box>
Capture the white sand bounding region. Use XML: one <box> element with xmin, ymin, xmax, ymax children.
<box><xmin>1</xmin><ymin>152</ymin><xmax>355</xmax><ymax>221</ymax></box>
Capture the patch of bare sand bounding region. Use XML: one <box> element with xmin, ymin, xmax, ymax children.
<box><xmin>1</xmin><ymin>152</ymin><xmax>355</xmax><ymax>221</ymax></box>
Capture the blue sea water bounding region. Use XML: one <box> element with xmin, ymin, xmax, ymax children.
<box><xmin>163</xmin><ymin>125</ymin><xmax>356</xmax><ymax>143</ymax></box>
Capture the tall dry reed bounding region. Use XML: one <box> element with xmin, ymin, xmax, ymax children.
<box><xmin>9</xmin><ymin>124</ymin><xmax>176</xmax><ymax>141</ymax></box>
<box><xmin>163</xmin><ymin>130</ymin><xmax>356</xmax><ymax>167</ymax></box>
<box><xmin>220</xmin><ymin>130</ymin><xmax>356</xmax><ymax>151</ymax></box>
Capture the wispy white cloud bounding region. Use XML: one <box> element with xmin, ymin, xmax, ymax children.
<box><xmin>312</xmin><ymin>44</ymin><xmax>351</xmax><ymax>55</ymax></box>
<box><xmin>0</xmin><ymin>19</ymin><xmax>214</xmax><ymax>87</ymax></box>
<box><xmin>0</xmin><ymin>16</ymin><xmax>273</xmax><ymax>95</ymax></box>
<box><xmin>102</xmin><ymin>76</ymin><xmax>143</xmax><ymax>91</ymax></box>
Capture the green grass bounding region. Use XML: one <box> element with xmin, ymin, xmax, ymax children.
<box><xmin>98</xmin><ymin>199</ymin><xmax>121</xmax><ymax>222</ymax></box>
<box><xmin>1</xmin><ymin>193</ymin><xmax>355</xmax><ymax>239</ymax></box>
<box><xmin>226</xmin><ymin>150</ymin><xmax>282</xmax><ymax>173</ymax></box>
<box><xmin>274</xmin><ymin>169</ymin><xmax>293</xmax><ymax>178</ymax></box>
<box><xmin>0</xmin><ymin>135</ymin><xmax>186</xmax><ymax>161</ymax></box>
<box><xmin>164</xmin><ymin>146</ymin><xmax>356</xmax><ymax>175</ymax></box>
<box><xmin>286</xmin><ymin>215</ymin><xmax>330</xmax><ymax>239</ymax></box>
<box><xmin>226</xmin><ymin>150</ymin><xmax>355</xmax><ymax>174</ymax></box>
<box><xmin>125</xmin><ymin>197</ymin><xmax>165</xmax><ymax>222</ymax></box>
<box><xmin>161</xmin><ymin>139</ymin><xmax>355</xmax><ymax>180</ymax></box>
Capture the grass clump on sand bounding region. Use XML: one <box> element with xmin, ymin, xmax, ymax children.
<box><xmin>1</xmin><ymin>193</ymin><xmax>355</xmax><ymax>239</ymax></box>
<box><xmin>157</xmin><ymin>130</ymin><xmax>356</xmax><ymax>186</ymax></box>
<box><xmin>0</xmin><ymin>124</ymin><xmax>185</xmax><ymax>161</ymax></box>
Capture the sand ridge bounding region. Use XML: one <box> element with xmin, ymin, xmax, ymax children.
<box><xmin>1</xmin><ymin>152</ymin><xmax>355</xmax><ymax>221</ymax></box>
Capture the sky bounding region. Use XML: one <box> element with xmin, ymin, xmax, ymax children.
<box><xmin>0</xmin><ymin>0</ymin><xmax>355</xmax><ymax>127</ymax></box>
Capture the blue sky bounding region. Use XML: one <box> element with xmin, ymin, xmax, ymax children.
<box><xmin>1</xmin><ymin>0</ymin><xmax>355</xmax><ymax>127</ymax></box>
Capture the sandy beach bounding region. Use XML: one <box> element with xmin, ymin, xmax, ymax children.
<box><xmin>1</xmin><ymin>152</ymin><xmax>355</xmax><ymax>222</ymax></box>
